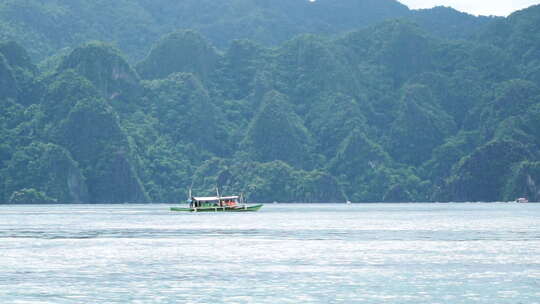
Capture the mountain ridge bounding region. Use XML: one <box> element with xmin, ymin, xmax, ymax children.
<box><xmin>1</xmin><ymin>2</ymin><xmax>540</xmax><ymax>203</ymax></box>
<box><xmin>0</xmin><ymin>0</ymin><xmax>498</xmax><ymax>62</ymax></box>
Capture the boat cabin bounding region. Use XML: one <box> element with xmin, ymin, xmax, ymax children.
<box><xmin>188</xmin><ymin>196</ymin><xmax>240</xmax><ymax>208</ymax></box>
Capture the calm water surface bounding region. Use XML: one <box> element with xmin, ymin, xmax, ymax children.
<box><xmin>1</xmin><ymin>203</ymin><xmax>539</xmax><ymax>303</ymax></box>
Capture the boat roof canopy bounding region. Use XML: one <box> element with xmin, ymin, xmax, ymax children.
<box><xmin>192</xmin><ymin>196</ymin><xmax>239</xmax><ymax>201</ymax></box>
<box><xmin>220</xmin><ymin>196</ymin><xmax>240</xmax><ymax>200</ymax></box>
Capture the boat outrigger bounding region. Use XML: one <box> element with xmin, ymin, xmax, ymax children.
<box><xmin>170</xmin><ymin>191</ymin><xmax>263</xmax><ymax>212</ymax></box>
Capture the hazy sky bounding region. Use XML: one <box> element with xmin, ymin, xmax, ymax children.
<box><xmin>399</xmin><ymin>0</ymin><xmax>540</xmax><ymax>16</ymax></box>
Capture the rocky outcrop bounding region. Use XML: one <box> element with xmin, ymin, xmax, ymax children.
<box><xmin>136</xmin><ymin>30</ymin><xmax>219</xmax><ymax>81</ymax></box>
<box><xmin>242</xmin><ymin>90</ymin><xmax>314</xmax><ymax>169</ymax></box>
<box><xmin>503</xmin><ymin>161</ymin><xmax>540</xmax><ymax>202</ymax></box>
<box><xmin>59</xmin><ymin>42</ymin><xmax>140</xmax><ymax>100</ymax></box>
<box><xmin>0</xmin><ymin>54</ymin><xmax>17</xmax><ymax>100</ymax></box>
<box><xmin>3</xmin><ymin>142</ymin><xmax>89</xmax><ymax>203</ymax></box>
<box><xmin>89</xmin><ymin>151</ymin><xmax>148</xmax><ymax>203</ymax></box>
<box><xmin>442</xmin><ymin>140</ymin><xmax>531</xmax><ymax>202</ymax></box>
<box><xmin>57</xmin><ymin>97</ymin><xmax>148</xmax><ymax>203</ymax></box>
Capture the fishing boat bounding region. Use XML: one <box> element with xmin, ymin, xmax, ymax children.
<box><xmin>170</xmin><ymin>191</ymin><xmax>263</xmax><ymax>212</ymax></box>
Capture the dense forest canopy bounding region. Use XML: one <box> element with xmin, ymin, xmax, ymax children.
<box><xmin>0</xmin><ymin>0</ymin><xmax>496</xmax><ymax>62</ymax></box>
<box><xmin>1</xmin><ymin>0</ymin><xmax>540</xmax><ymax>203</ymax></box>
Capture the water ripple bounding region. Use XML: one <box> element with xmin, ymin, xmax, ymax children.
<box><xmin>0</xmin><ymin>203</ymin><xmax>539</xmax><ymax>303</ymax></box>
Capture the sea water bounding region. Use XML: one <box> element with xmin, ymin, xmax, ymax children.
<box><xmin>0</xmin><ymin>203</ymin><xmax>539</xmax><ymax>303</ymax></box>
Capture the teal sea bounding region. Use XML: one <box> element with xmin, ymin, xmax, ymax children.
<box><xmin>1</xmin><ymin>203</ymin><xmax>539</xmax><ymax>303</ymax></box>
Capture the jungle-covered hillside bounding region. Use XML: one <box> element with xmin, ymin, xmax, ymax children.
<box><xmin>1</xmin><ymin>0</ymin><xmax>540</xmax><ymax>203</ymax></box>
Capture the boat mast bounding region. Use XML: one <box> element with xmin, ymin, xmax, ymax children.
<box><xmin>187</xmin><ymin>187</ymin><xmax>193</xmax><ymax>207</ymax></box>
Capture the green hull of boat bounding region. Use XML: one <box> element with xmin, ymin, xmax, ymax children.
<box><xmin>170</xmin><ymin>204</ymin><xmax>263</xmax><ymax>212</ymax></box>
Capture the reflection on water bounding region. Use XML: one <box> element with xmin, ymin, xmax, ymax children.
<box><xmin>0</xmin><ymin>203</ymin><xmax>539</xmax><ymax>303</ymax></box>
